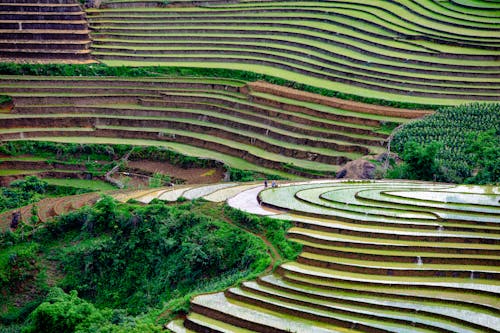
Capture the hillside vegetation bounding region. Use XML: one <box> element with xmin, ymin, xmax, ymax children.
<box><xmin>392</xmin><ymin>103</ymin><xmax>500</xmax><ymax>184</ymax></box>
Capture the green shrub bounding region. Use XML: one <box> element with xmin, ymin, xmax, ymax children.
<box><xmin>54</xmin><ymin>199</ymin><xmax>269</xmax><ymax>314</ymax></box>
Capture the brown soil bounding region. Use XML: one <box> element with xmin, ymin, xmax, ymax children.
<box><xmin>248</xmin><ymin>81</ymin><xmax>434</xmax><ymax>119</ymax></box>
<box><xmin>127</xmin><ymin>160</ymin><xmax>225</xmax><ymax>184</ymax></box>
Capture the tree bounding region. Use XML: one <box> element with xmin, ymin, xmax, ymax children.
<box><xmin>401</xmin><ymin>141</ymin><xmax>441</xmax><ymax>181</ymax></box>
<box><xmin>465</xmin><ymin>129</ymin><xmax>500</xmax><ymax>184</ymax></box>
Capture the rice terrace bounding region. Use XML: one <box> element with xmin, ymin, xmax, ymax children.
<box><xmin>0</xmin><ymin>0</ymin><xmax>499</xmax><ymax>332</ymax></box>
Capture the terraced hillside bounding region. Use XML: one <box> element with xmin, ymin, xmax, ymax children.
<box><xmin>148</xmin><ymin>180</ymin><xmax>500</xmax><ymax>333</ymax></box>
<box><xmin>0</xmin><ymin>76</ymin><xmax>423</xmax><ymax>178</ymax></box>
<box><xmin>87</xmin><ymin>0</ymin><xmax>500</xmax><ymax>105</ymax></box>
<box><xmin>0</xmin><ymin>0</ymin><xmax>92</xmax><ymax>62</ymax></box>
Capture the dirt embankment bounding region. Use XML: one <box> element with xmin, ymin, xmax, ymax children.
<box><xmin>127</xmin><ymin>160</ymin><xmax>224</xmax><ymax>184</ymax></box>
<box><xmin>247</xmin><ymin>81</ymin><xmax>434</xmax><ymax>119</ymax></box>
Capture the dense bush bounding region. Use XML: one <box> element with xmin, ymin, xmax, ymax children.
<box><xmin>0</xmin><ymin>243</ymin><xmax>39</xmax><ymax>293</ymax></box>
<box><xmin>0</xmin><ymin>63</ymin><xmax>440</xmax><ymax>110</ymax></box>
<box><xmin>0</xmin><ymin>95</ymin><xmax>12</xmax><ymax>106</ymax></box>
<box><xmin>0</xmin><ymin>177</ymin><xmax>48</xmax><ymax>213</ymax></box>
<box><xmin>391</xmin><ymin>103</ymin><xmax>500</xmax><ymax>184</ymax></box>
<box><xmin>54</xmin><ymin>197</ymin><xmax>269</xmax><ymax>314</ymax></box>
<box><xmin>23</xmin><ymin>288</ymin><xmax>163</xmax><ymax>333</ymax></box>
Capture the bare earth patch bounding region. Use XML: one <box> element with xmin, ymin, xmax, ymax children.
<box><xmin>127</xmin><ymin>160</ymin><xmax>225</xmax><ymax>184</ymax></box>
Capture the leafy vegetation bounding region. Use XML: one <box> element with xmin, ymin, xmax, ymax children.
<box><xmin>0</xmin><ymin>63</ymin><xmax>440</xmax><ymax>110</ymax></box>
<box><xmin>0</xmin><ymin>177</ymin><xmax>48</xmax><ymax>213</ymax></box>
<box><xmin>0</xmin><ymin>95</ymin><xmax>12</xmax><ymax>105</ymax></box>
<box><xmin>0</xmin><ymin>195</ymin><xmax>300</xmax><ymax>331</ymax></box>
<box><xmin>391</xmin><ymin>103</ymin><xmax>500</xmax><ymax>184</ymax></box>
<box><xmin>0</xmin><ymin>176</ymin><xmax>101</xmax><ymax>215</ymax></box>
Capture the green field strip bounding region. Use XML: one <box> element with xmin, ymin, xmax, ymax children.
<box><xmin>261</xmin><ymin>275</ymin><xmax>499</xmax><ymax>330</ymax></box>
<box><xmin>91</xmin><ymin>31</ymin><xmax>500</xmax><ymax>68</ymax></box>
<box><xmin>438</xmin><ymin>1</ymin><xmax>500</xmax><ymax>17</ymax></box>
<box><xmin>0</xmin><ymin>127</ymin><xmax>94</xmax><ymax>134</ymax></box>
<box><xmin>294</xmin><ymin>239</ymin><xmax>500</xmax><ymax>261</ymax></box>
<box><xmin>5</xmin><ymin>91</ymin><xmax>158</xmax><ymax>98</ymax></box>
<box><xmin>287</xmin><ymin>227</ymin><xmax>500</xmax><ymax>251</ymax></box>
<box><xmin>88</xmin><ymin>14</ymin><xmax>498</xmax><ymax>50</ymax></box>
<box><xmin>96</xmin><ymin>48</ymin><xmax>486</xmax><ymax>92</ymax></box>
<box><xmin>276</xmin><ymin>213</ymin><xmax>500</xmax><ymax>241</ymax></box>
<box><xmin>394</xmin><ymin>0</ymin><xmax>500</xmax><ymax>26</ymax></box>
<box><xmin>10</xmin><ymin>136</ymin><xmax>301</xmax><ymax>179</ymax></box>
<box><xmin>296</xmin><ymin>187</ymin><xmax>437</xmax><ymax>220</ymax></box>
<box><xmin>249</xmin><ymin>92</ymin><xmax>410</xmax><ymax>123</ymax></box>
<box><xmin>291</xmin><ymin>184</ymin><xmax>500</xmax><ymax>226</ymax></box>
<box><xmin>384</xmin><ymin>190</ymin><xmax>500</xmax><ymax>207</ymax></box>
<box><xmin>94</xmin><ymin>41</ymin><xmax>500</xmax><ymax>85</ymax></box>
<box><xmin>90</xmin><ymin>42</ymin><xmax>500</xmax><ymax>85</ymax></box>
<box><xmin>232</xmin><ymin>286</ymin><xmax>434</xmax><ymax>333</ymax></box>
<box><xmin>242</xmin><ymin>281</ymin><xmax>479</xmax><ymax>333</ymax></box>
<box><xmin>322</xmin><ymin>0</ymin><xmax>500</xmax><ymax>38</ymax></box>
<box><xmin>101</xmin><ymin>60</ymin><xmax>500</xmax><ymax>106</ymax></box>
<box><xmin>282</xmin><ymin>270</ymin><xmax>500</xmax><ymax>312</ymax></box>
<box><xmin>0</xmin><ymin>169</ymin><xmax>85</xmax><ymax>176</ymax></box>
<box><xmin>193</xmin><ymin>292</ymin><xmax>342</xmax><ymax>333</ymax></box>
<box><xmin>36</xmin><ymin>101</ymin><xmax>384</xmax><ymax>145</ymax></box>
<box><xmin>132</xmin><ymin>102</ymin><xmax>384</xmax><ymax>144</ymax></box>
<box><xmin>95</xmin><ymin>124</ymin><xmax>342</xmax><ymax>171</ymax></box>
<box><xmin>156</xmin><ymin>91</ymin><xmax>384</xmax><ymax>133</ymax></box>
<box><xmin>36</xmin><ymin>102</ymin><xmax>385</xmax><ymax>143</ymax></box>
<box><xmin>281</xmin><ymin>262</ymin><xmax>500</xmax><ymax>293</ymax></box>
<box><xmin>94</xmin><ymin>53</ymin><xmax>500</xmax><ymax>99</ymax></box>
<box><xmin>0</xmin><ymin>84</ymin><xmax>247</xmax><ymax>99</ymax></box>
<box><xmin>451</xmin><ymin>0</ymin><xmax>500</xmax><ymax>9</ymax></box>
<box><xmin>1</xmin><ymin>110</ymin><xmax>361</xmax><ymax>160</ymax></box>
<box><xmin>320</xmin><ymin>188</ymin><xmax>500</xmax><ymax>223</ymax></box>
<box><xmin>42</xmin><ymin>178</ymin><xmax>116</xmax><ymax>191</ymax></box>
<box><xmin>0</xmin><ymin>110</ymin><xmax>378</xmax><ymax>157</ymax></box>
<box><xmin>90</xmin><ymin>3</ymin><xmax>500</xmax><ymax>39</ymax></box>
<box><xmin>0</xmin><ymin>75</ymin><xmax>247</xmax><ymax>87</ymax></box>
<box><xmin>355</xmin><ymin>189</ymin><xmax>500</xmax><ymax>215</ymax></box>
<box><xmin>413</xmin><ymin>0</ymin><xmax>500</xmax><ymax>24</ymax></box>
<box><xmin>299</xmin><ymin>251</ymin><xmax>500</xmax><ymax>274</ymax></box>
<box><xmin>0</xmin><ymin>169</ymin><xmax>45</xmax><ymax>176</ymax></box>
<box><xmin>91</xmin><ymin>22</ymin><xmax>500</xmax><ymax>58</ymax></box>
<box><xmin>92</xmin><ymin>48</ymin><xmax>500</xmax><ymax>92</ymax></box>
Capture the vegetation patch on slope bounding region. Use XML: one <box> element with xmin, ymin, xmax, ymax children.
<box><xmin>0</xmin><ymin>195</ymin><xmax>301</xmax><ymax>332</ymax></box>
<box><xmin>391</xmin><ymin>103</ymin><xmax>500</xmax><ymax>184</ymax></box>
